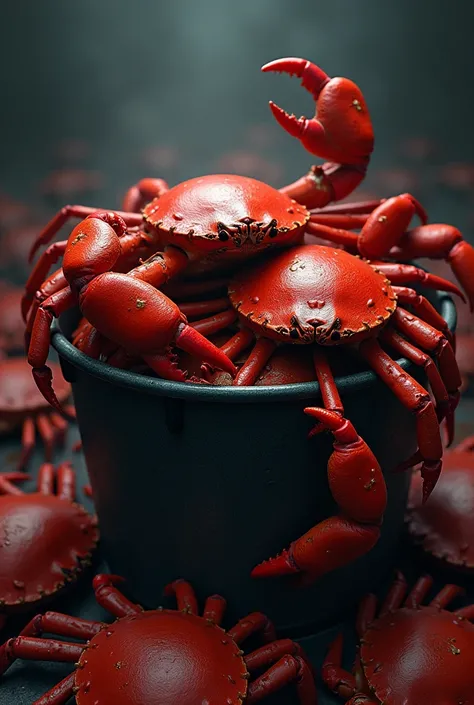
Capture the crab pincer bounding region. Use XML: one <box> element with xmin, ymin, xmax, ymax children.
<box><xmin>262</xmin><ymin>57</ymin><xmax>374</xmax><ymax>208</ymax></box>
<box><xmin>252</xmin><ymin>409</ymin><xmax>385</xmax><ymax>584</ymax></box>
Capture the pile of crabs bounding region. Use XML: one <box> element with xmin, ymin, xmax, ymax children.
<box><xmin>1</xmin><ymin>56</ymin><xmax>474</xmax><ymax>704</ymax></box>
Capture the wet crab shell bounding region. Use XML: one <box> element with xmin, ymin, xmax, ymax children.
<box><xmin>142</xmin><ymin>174</ymin><xmax>309</xmax><ymax>264</ymax></box>
<box><xmin>407</xmin><ymin>450</ymin><xmax>474</xmax><ymax>570</ymax></box>
<box><xmin>360</xmin><ymin>606</ymin><xmax>474</xmax><ymax>703</ymax></box>
<box><xmin>0</xmin><ymin>359</ymin><xmax>71</xmax><ymax>434</ymax></box>
<box><xmin>74</xmin><ymin>610</ymin><xmax>248</xmax><ymax>704</ymax></box>
<box><xmin>0</xmin><ymin>492</ymin><xmax>98</xmax><ymax>610</ymax></box>
<box><xmin>229</xmin><ymin>244</ymin><xmax>397</xmax><ymax>345</ymax></box>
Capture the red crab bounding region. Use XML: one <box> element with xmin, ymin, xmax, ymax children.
<box><xmin>0</xmin><ymin>575</ymin><xmax>317</xmax><ymax>704</ymax></box>
<box><xmin>0</xmin><ymin>357</ymin><xmax>74</xmax><ymax>469</ymax></box>
<box><xmin>0</xmin><ymin>283</ymin><xmax>26</xmax><ymax>356</ymax></box>
<box><xmin>185</xmin><ymin>243</ymin><xmax>462</xmax><ymax>584</ymax></box>
<box><xmin>0</xmin><ymin>464</ymin><xmax>98</xmax><ymax>631</ymax></box>
<box><xmin>407</xmin><ymin>435</ymin><xmax>474</xmax><ymax>571</ymax></box>
<box><xmin>322</xmin><ymin>571</ymin><xmax>474</xmax><ymax>704</ymax></box>
<box><xmin>21</xmin><ymin>56</ymin><xmax>378</xmax><ymax>406</ymax></box>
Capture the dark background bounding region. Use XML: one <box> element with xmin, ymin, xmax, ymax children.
<box><xmin>1</xmin><ymin>1</ymin><xmax>474</xmax><ymax>702</ymax></box>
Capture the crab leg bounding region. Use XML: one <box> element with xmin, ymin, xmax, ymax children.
<box><xmin>404</xmin><ymin>575</ymin><xmax>433</xmax><ymax>608</ymax></box>
<box><xmin>394</xmin><ymin>307</ymin><xmax>462</xmax><ymax>441</ymax></box>
<box><xmin>27</xmin><ymin>286</ymin><xmax>77</xmax><ymax>411</ymax></box>
<box><xmin>262</xmin><ymin>58</ymin><xmax>373</xmax><ymax>209</ymax></box>
<box><xmin>22</xmin><ymin>244</ymin><xmax>67</xmax><ymax>320</ymax></box>
<box><xmin>322</xmin><ymin>634</ymin><xmax>358</xmax><ymax>699</ymax></box>
<box><xmin>378</xmin><ymin>571</ymin><xmax>408</xmax><ymax>616</ymax></box>
<box><xmin>228</xmin><ymin>613</ymin><xmax>277</xmax><ymax>644</ymax></box>
<box><xmin>313</xmin><ymin>349</ymin><xmax>344</xmax><ymax>414</ymax></box>
<box><xmin>305</xmin><ymin>220</ymin><xmax>359</xmax><ymax>249</ymax></box>
<box><xmin>164</xmin><ymin>579</ymin><xmax>199</xmax><ymax>615</ymax></box>
<box><xmin>380</xmin><ymin>328</ymin><xmax>450</xmax><ymax>429</ymax></box>
<box><xmin>220</xmin><ymin>329</ymin><xmax>255</xmax><ymax>359</ymax></box>
<box><xmin>122</xmin><ymin>177</ymin><xmax>169</xmax><ymax>212</ymax></box>
<box><xmin>57</xmin><ymin>462</ymin><xmax>76</xmax><ymax>501</ymax></box>
<box><xmin>36</xmin><ymin>413</ymin><xmax>57</xmax><ymax>461</ymax></box>
<box><xmin>311</xmin><ymin>198</ymin><xmax>387</xmax><ymax>216</ymax></box>
<box><xmin>37</xmin><ymin>462</ymin><xmax>54</xmax><ymax>494</ymax></box>
<box><xmin>389</xmin><ymin>223</ymin><xmax>474</xmax><ymax>311</ymax></box>
<box><xmin>247</xmin><ymin>652</ymin><xmax>317</xmax><ymax>705</ymax></box>
<box><xmin>179</xmin><ymin>297</ymin><xmax>230</xmax><ymax>319</ymax></box>
<box><xmin>162</xmin><ymin>277</ymin><xmax>229</xmax><ymax>301</ymax></box>
<box><xmin>373</xmin><ymin>262</ymin><xmax>465</xmax><ymax>301</ymax></box>
<box><xmin>307</xmin><ymin>213</ymin><xmax>369</xmax><ymax>229</ymax></box>
<box><xmin>359</xmin><ymin>338</ymin><xmax>443</xmax><ymax>501</ymax></box>
<box><xmin>92</xmin><ymin>574</ymin><xmax>141</xmax><ymax>618</ymax></box>
<box><xmin>190</xmin><ymin>309</ymin><xmax>237</xmax><ymax>336</ymax></box>
<box><xmin>252</xmin><ymin>409</ymin><xmax>384</xmax><ymax>583</ymax></box>
<box><xmin>203</xmin><ymin>595</ymin><xmax>226</xmax><ymax>625</ymax></box>
<box><xmin>29</xmin><ymin>205</ymin><xmax>142</xmax><ymax>261</ymax></box>
<box><xmin>233</xmin><ymin>338</ymin><xmax>277</xmax><ymax>385</ymax></box>
<box><xmin>391</xmin><ymin>286</ymin><xmax>452</xmax><ymax>342</ymax></box>
<box><xmin>0</xmin><ymin>473</ymin><xmax>30</xmax><ymax>496</ymax></box>
<box><xmin>19</xmin><ymin>417</ymin><xmax>35</xmax><ymax>470</ymax></box>
<box><xmin>49</xmin><ymin>412</ymin><xmax>68</xmax><ymax>446</ymax></box>
<box><xmin>430</xmin><ymin>584</ymin><xmax>465</xmax><ymax>609</ymax></box>
<box><xmin>34</xmin><ymin>674</ymin><xmax>76</xmax><ymax>705</ymax></box>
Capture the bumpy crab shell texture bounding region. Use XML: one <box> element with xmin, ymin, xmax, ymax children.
<box><xmin>143</xmin><ymin>173</ymin><xmax>309</xmax><ymax>257</ymax></box>
<box><xmin>229</xmin><ymin>244</ymin><xmax>396</xmax><ymax>345</ymax></box>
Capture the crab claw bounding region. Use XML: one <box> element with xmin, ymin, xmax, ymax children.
<box><xmin>251</xmin><ymin>408</ymin><xmax>384</xmax><ymax>585</ymax></box>
<box><xmin>262</xmin><ymin>57</ymin><xmax>374</xmax><ymax>165</ymax></box>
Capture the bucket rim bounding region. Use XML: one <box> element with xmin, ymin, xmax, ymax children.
<box><xmin>51</xmin><ymin>293</ymin><xmax>456</xmax><ymax>403</ymax></box>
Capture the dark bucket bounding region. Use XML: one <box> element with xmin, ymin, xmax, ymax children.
<box><xmin>53</xmin><ymin>293</ymin><xmax>456</xmax><ymax>634</ymax></box>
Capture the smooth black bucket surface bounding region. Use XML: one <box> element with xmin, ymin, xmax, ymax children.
<box><xmin>53</xmin><ymin>293</ymin><xmax>456</xmax><ymax>634</ymax></box>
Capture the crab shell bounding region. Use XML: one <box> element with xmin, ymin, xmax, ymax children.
<box><xmin>142</xmin><ymin>174</ymin><xmax>309</xmax><ymax>271</ymax></box>
<box><xmin>407</xmin><ymin>450</ymin><xmax>474</xmax><ymax>570</ymax></box>
<box><xmin>74</xmin><ymin>609</ymin><xmax>248</xmax><ymax>704</ymax></box>
<box><xmin>229</xmin><ymin>244</ymin><xmax>396</xmax><ymax>345</ymax></box>
<box><xmin>0</xmin><ymin>359</ymin><xmax>71</xmax><ymax>434</ymax></box>
<box><xmin>0</xmin><ymin>493</ymin><xmax>98</xmax><ymax>612</ymax></box>
<box><xmin>360</xmin><ymin>605</ymin><xmax>474</xmax><ymax>703</ymax></box>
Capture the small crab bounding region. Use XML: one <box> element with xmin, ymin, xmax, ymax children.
<box><xmin>0</xmin><ymin>575</ymin><xmax>317</xmax><ymax>704</ymax></box>
<box><xmin>407</xmin><ymin>435</ymin><xmax>474</xmax><ymax>571</ymax></box>
<box><xmin>0</xmin><ymin>464</ymin><xmax>98</xmax><ymax>631</ymax></box>
<box><xmin>0</xmin><ymin>357</ymin><xmax>75</xmax><ymax>469</ymax></box>
<box><xmin>322</xmin><ymin>571</ymin><xmax>474</xmax><ymax>704</ymax></box>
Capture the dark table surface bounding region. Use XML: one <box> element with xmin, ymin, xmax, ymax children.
<box><xmin>1</xmin><ymin>1</ymin><xmax>474</xmax><ymax>702</ymax></box>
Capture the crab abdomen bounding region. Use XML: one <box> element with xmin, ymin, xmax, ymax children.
<box><xmin>229</xmin><ymin>245</ymin><xmax>396</xmax><ymax>344</ymax></box>
<box><xmin>361</xmin><ymin>607</ymin><xmax>474</xmax><ymax>704</ymax></box>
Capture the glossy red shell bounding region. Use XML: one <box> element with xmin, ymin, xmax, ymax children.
<box><xmin>0</xmin><ymin>359</ymin><xmax>70</xmax><ymax>419</ymax></box>
<box><xmin>0</xmin><ymin>493</ymin><xmax>98</xmax><ymax>609</ymax></box>
<box><xmin>143</xmin><ymin>174</ymin><xmax>308</xmax><ymax>261</ymax></box>
<box><xmin>229</xmin><ymin>245</ymin><xmax>396</xmax><ymax>344</ymax></box>
<box><xmin>361</xmin><ymin>606</ymin><xmax>474</xmax><ymax>703</ymax></box>
<box><xmin>407</xmin><ymin>448</ymin><xmax>474</xmax><ymax>569</ymax></box>
<box><xmin>75</xmin><ymin>610</ymin><xmax>247</xmax><ymax>705</ymax></box>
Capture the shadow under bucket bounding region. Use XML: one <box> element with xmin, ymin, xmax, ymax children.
<box><xmin>53</xmin><ymin>293</ymin><xmax>456</xmax><ymax>635</ymax></box>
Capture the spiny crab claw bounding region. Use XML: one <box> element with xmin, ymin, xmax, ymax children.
<box><xmin>261</xmin><ymin>56</ymin><xmax>374</xmax><ymax>165</ymax></box>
